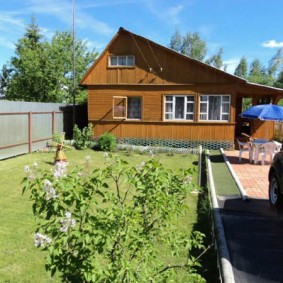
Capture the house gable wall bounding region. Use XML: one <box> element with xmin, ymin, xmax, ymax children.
<box><xmin>82</xmin><ymin>29</ymin><xmax>243</xmax><ymax>86</ymax></box>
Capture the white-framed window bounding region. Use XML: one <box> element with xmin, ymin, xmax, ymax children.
<box><xmin>109</xmin><ymin>55</ymin><xmax>135</xmax><ymax>67</ymax></box>
<box><xmin>199</xmin><ymin>95</ymin><xmax>230</xmax><ymax>121</ymax></box>
<box><xmin>113</xmin><ymin>96</ymin><xmax>142</xmax><ymax>119</ymax></box>
<box><xmin>164</xmin><ymin>95</ymin><xmax>195</xmax><ymax>121</ymax></box>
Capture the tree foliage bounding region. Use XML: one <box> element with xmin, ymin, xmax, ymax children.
<box><xmin>169</xmin><ymin>30</ymin><xmax>283</xmax><ymax>90</ymax></box>
<box><xmin>205</xmin><ymin>48</ymin><xmax>224</xmax><ymax>69</ymax></box>
<box><xmin>180</xmin><ymin>32</ymin><xmax>207</xmax><ymax>61</ymax></box>
<box><xmin>1</xmin><ymin>16</ymin><xmax>98</xmax><ymax>103</ymax></box>
<box><xmin>169</xmin><ymin>30</ymin><xmax>182</xmax><ymax>53</ymax></box>
<box><xmin>169</xmin><ymin>29</ymin><xmax>225</xmax><ymax>69</ymax></box>
<box><xmin>169</xmin><ymin>30</ymin><xmax>207</xmax><ymax>62</ymax></box>
<box><xmin>233</xmin><ymin>48</ymin><xmax>283</xmax><ymax>89</ymax></box>
<box><xmin>234</xmin><ymin>57</ymin><xmax>248</xmax><ymax>79</ymax></box>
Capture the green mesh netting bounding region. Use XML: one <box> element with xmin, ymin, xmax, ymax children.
<box><xmin>118</xmin><ymin>137</ymin><xmax>233</xmax><ymax>150</ymax></box>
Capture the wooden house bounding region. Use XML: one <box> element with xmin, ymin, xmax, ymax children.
<box><xmin>81</xmin><ymin>27</ymin><xmax>283</xmax><ymax>149</ymax></box>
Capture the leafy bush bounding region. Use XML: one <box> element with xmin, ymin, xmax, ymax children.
<box><xmin>73</xmin><ymin>123</ymin><xmax>93</xmax><ymax>149</ymax></box>
<box><xmin>22</xmin><ymin>155</ymin><xmax>206</xmax><ymax>282</ymax></box>
<box><xmin>52</xmin><ymin>132</ymin><xmax>62</xmax><ymax>144</ymax></box>
<box><xmin>98</xmin><ymin>132</ymin><xmax>117</xmax><ymax>151</ymax></box>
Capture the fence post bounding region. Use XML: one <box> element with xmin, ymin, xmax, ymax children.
<box><xmin>28</xmin><ymin>111</ymin><xmax>32</xmax><ymax>153</ymax></box>
<box><xmin>52</xmin><ymin>111</ymin><xmax>55</xmax><ymax>134</ymax></box>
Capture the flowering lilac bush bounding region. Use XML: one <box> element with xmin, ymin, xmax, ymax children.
<box><xmin>22</xmin><ymin>155</ymin><xmax>205</xmax><ymax>282</ymax></box>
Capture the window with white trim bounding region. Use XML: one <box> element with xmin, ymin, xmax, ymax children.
<box><xmin>164</xmin><ymin>95</ymin><xmax>195</xmax><ymax>121</ymax></box>
<box><xmin>109</xmin><ymin>55</ymin><xmax>135</xmax><ymax>67</ymax></box>
<box><xmin>113</xmin><ymin>96</ymin><xmax>142</xmax><ymax>119</ymax></box>
<box><xmin>199</xmin><ymin>95</ymin><xmax>230</xmax><ymax>121</ymax></box>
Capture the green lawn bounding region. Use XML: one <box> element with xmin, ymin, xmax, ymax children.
<box><xmin>0</xmin><ymin>149</ymin><xmax>207</xmax><ymax>282</ymax></box>
<box><xmin>209</xmin><ymin>150</ymin><xmax>241</xmax><ymax>197</ymax></box>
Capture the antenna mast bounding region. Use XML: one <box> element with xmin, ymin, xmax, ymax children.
<box><xmin>72</xmin><ymin>0</ymin><xmax>76</xmax><ymax>135</ymax></box>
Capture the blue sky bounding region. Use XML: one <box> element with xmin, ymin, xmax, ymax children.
<box><xmin>1</xmin><ymin>0</ymin><xmax>283</xmax><ymax>74</ymax></box>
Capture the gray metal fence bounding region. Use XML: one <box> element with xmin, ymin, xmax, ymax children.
<box><xmin>0</xmin><ymin>101</ymin><xmax>70</xmax><ymax>160</ymax></box>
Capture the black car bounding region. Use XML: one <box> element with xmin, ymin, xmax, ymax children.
<box><xmin>269</xmin><ymin>151</ymin><xmax>283</xmax><ymax>207</ymax></box>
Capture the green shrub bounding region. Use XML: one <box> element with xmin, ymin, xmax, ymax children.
<box><xmin>98</xmin><ymin>132</ymin><xmax>117</xmax><ymax>151</ymax></box>
<box><xmin>22</xmin><ymin>155</ymin><xmax>205</xmax><ymax>282</ymax></box>
<box><xmin>52</xmin><ymin>132</ymin><xmax>62</xmax><ymax>144</ymax></box>
<box><xmin>73</xmin><ymin>123</ymin><xmax>94</xmax><ymax>150</ymax></box>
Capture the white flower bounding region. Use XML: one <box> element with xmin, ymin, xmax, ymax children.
<box><xmin>53</xmin><ymin>162</ymin><xmax>67</xmax><ymax>178</ymax></box>
<box><xmin>33</xmin><ymin>162</ymin><xmax>38</xmax><ymax>168</ymax></box>
<box><xmin>44</xmin><ymin>179</ymin><xmax>52</xmax><ymax>188</ymax></box>
<box><xmin>24</xmin><ymin>165</ymin><xmax>30</xmax><ymax>174</ymax></box>
<box><xmin>34</xmin><ymin>233</ymin><xmax>52</xmax><ymax>248</ymax></box>
<box><xmin>60</xmin><ymin>211</ymin><xmax>76</xmax><ymax>233</ymax></box>
<box><xmin>70</xmin><ymin>219</ymin><xmax>76</xmax><ymax>228</ymax></box>
<box><xmin>183</xmin><ymin>175</ymin><xmax>193</xmax><ymax>184</ymax></box>
<box><xmin>65</xmin><ymin>211</ymin><xmax>71</xmax><ymax>218</ymax></box>
<box><xmin>103</xmin><ymin>152</ymin><xmax>109</xmax><ymax>158</ymax></box>
<box><xmin>42</xmin><ymin>179</ymin><xmax>58</xmax><ymax>200</ymax></box>
<box><xmin>24</xmin><ymin>165</ymin><xmax>36</xmax><ymax>180</ymax></box>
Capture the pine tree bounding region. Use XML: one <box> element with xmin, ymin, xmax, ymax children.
<box><xmin>2</xmin><ymin>16</ymin><xmax>98</xmax><ymax>103</ymax></box>
<box><xmin>5</xmin><ymin>15</ymin><xmax>49</xmax><ymax>101</ymax></box>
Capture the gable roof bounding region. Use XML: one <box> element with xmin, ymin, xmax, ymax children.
<box><xmin>81</xmin><ymin>27</ymin><xmax>249</xmax><ymax>86</ymax></box>
<box><xmin>80</xmin><ymin>27</ymin><xmax>283</xmax><ymax>98</ymax></box>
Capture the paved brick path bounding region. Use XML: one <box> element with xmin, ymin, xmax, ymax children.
<box><xmin>224</xmin><ymin>150</ymin><xmax>270</xmax><ymax>199</ymax></box>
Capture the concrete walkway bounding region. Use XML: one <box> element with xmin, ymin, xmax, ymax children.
<box><xmin>224</xmin><ymin>150</ymin><xmax>270</xmax><ymax>199</ymax></box>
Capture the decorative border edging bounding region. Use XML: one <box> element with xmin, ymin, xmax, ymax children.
<box><xmin>198</xmin><ymin>145</ymin><xmax>202</xmax><ymax>186</ymax></box>
<box><xmin>220</xmin><ymin>148</ymin><xmax>249</xmax><ymax>201</ymax></box>
<box><xmin>118</xmin><ymin>137</ymin><xmax>234</xmax><ymax>150</ymax></box>
<box><xmin>205</xmin><ymin>150</ymin><xmax>235</xmax><ymax>283</ymax></box>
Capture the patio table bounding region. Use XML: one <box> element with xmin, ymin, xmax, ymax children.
<box><xmin>251</xmin><ymin>139</ymin><xmax>269</xmax><ymax>164</ymax></box>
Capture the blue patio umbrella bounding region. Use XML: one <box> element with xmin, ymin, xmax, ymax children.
<box><xmin>240</xmin><ymin>103</ymin><xmax>283</xmax><ymax>122</ymax></box>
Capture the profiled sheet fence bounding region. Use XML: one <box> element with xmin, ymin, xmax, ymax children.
<box><xmin>0</xmin><ymin>101</ymin><xmax>69</xmax><ymax>160</ymax></box>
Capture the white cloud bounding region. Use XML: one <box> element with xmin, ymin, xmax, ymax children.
<box><xmin>145</xmin><ymin>0</ymin><xmax>184</xmax><ymax>25</ymax></box>
<box><xmin>1</xmin><ymin>0</ymin><xmax>114</xmax><ymax>36</ymax></box>
<box><xmin>83</xmin><ymin>38</ymin><xmax>105</xmax><ymax>52</ymax></box>
<box><xmin>0</xmin><ymin>14</ymin><xmax>26</xmax><ymax>51</ymax></box>
<box><xmin>262</xmin><ymin>40</ymin><xmax>283</xmax><ymax>48</ymax></box>
<box><xmin>164</xmin><ymin>4</ymin><xmax>184</xmax><ymax>25</ymax></box>
<box><xmin>0</xmin><ymin>36</ymin><xmax>15</xmax><ymax>49</ymax></box>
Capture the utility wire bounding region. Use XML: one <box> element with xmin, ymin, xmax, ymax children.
<box><xmin>130</xmin><ymin>32</ymin><xmax>152</xmax><ymax>72</ymax></box>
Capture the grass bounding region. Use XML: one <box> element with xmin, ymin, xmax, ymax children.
<box><xmin>209</xmin><ymin>150</ymin><xmax>241</xmax><ymax>197</ymax></box>
<box><xmin>0</xmin><ymin>149</ymin><xmax>209</xmax><ymax>282</ymax></box>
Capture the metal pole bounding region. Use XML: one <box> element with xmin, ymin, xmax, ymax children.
<box><xmin>72</xmin><ymin>0</ymin><xmax>76</xmax><ymax>138</ymax></box>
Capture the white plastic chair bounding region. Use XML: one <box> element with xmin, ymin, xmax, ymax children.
<box><xmin>237</xmin><ymin>139</ymin><xmax>253</xmax><ymax>163</ymax></box>
<box><xmin>260</xmin><ymin>141</ymin><xmax>282</xmax><ymax>165</ymax></box>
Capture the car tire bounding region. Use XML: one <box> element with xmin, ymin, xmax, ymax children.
<box><xmin>269</xmin><ymin>173</ymin><xmax>281</xmax><ymax>207</ymax></box>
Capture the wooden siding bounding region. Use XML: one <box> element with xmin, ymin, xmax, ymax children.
<box><xmin>251</xmin><ymin>120</ymin><xmax>274</xmax><ymax>140</ymax></box>
<box><xmin>90</xmin><ymin>121</ymin><xmax>235</xmax><ymax>142</ymax></box>
<box><xmin>82</xmin><ymin>28</ymin><xmax>283</xmax><ymax>144</ymax></box>
<box><xmin>82</xmin><ymin>29</ymin><xmax>244</xmax><ymax>86</ymax></box>
<box><xmin>88</xmin><ymin>85</ymin><xmax>237</xmax><ymax>123</ymax></box>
